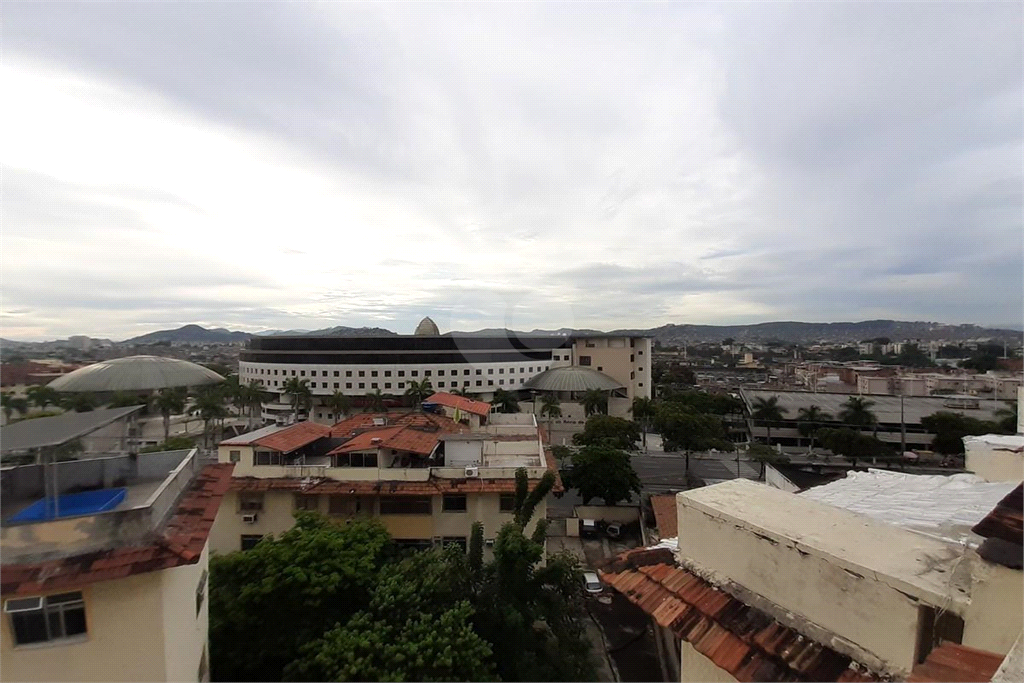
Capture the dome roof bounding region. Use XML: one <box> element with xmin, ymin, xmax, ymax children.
<box><xmin>414</xmin><ymin>316</ymin><xmax>440</xmax><ymax>336</ymax></box>
<box><xmin>47</xmin><ymin>355</ymin><xmax>225</xmax><ymax>392</ymax></box>
<box><xmin>522</xmin><ymin>366</ymin><xmax>625</xmax><ymax>393</ymax></box>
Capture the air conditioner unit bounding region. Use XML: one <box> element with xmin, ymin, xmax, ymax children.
<box><xmin>241</xmin><ymin>512</ymin><xmax>258</xmax><ymax>524</ymax></box>
<box><xmin>464</xmin><ymin>466</ymin><xmax>479</xmax><ymax>478</ymax></box>
<box><xmin>484</xmin><ymin>539</ymin><xmax>495</xmax><ymax>547</ymax></box>
<box><xmin>4</xmin><ymin>597</ymin><xmax>43</xmax><ymax>613</ymax></box>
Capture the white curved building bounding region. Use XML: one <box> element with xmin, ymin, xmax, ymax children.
<box><xmin>239</xmin><ymin>319</ymin><xmax>651</xmax><ymax>424</ymax></box>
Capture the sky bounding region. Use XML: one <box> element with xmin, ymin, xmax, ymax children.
<box><xmin>1</xmin><ymin>1</ymin><xmax>1022</xmax><ymax>342</ymax></box>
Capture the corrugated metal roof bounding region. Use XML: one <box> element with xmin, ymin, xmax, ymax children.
<box><xmin>0</xmin><ymin>405</ymin><xmax>145</xmax><ymax>453</ymax></box>
<box><xmin>597</xmin><ymin>546</ymin><xmax>883</xmax><ymax>683</ymax></box>
<box><xmin>800</xmin><ymin>469</ymin><xmax>1017</xmax><ymax>547</ymax></box>
<box><xmin>47</xmin><ymin>355</ymin><xmax>223</xmax><ymax>392</ymax></box>
<box><xmin>521</xmin><ymin>366</ymin><xmax>625</xmax><ymax>392</ymax></box>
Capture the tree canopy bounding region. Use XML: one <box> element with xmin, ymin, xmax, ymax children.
<box><xmin>565</xmin><ymin>443</ymin><xmax>641</xmax><ymax>506</ymax></box>
<box><xmin>572</xmin><ymin>414</ymin><xmax>641</xmax><ymax>451</ymax></box>
<box><xmin>817</xmin><ymin>428</ymin><xmax>893</xmax><ymax>466</ymax></box>
<box><xmin>653</xmin><ymin>404</ymin><xmax>732</xmax><ymax>453</ymax></box>
<box><xmin>920</xmin><ymin>411</ymin><xmax>1000</xmax><ymax>454</ymax></box>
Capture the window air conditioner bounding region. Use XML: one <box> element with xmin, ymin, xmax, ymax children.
<box><xmin>464</xmin><ymin>466</ymin><xmax>479</xmax><ymax>478</ymax></box>
<box><xmin>242</xmin><ymin>512</ymin><xmax>258</xmax><ymax>524</ymax></box>
<box><xmin>4</xmin><ymin>597</ymin><xmax>43</xmax><ymax>613</ymax></box>
<box><xmin>484</xmin><ymin>539</ymin><xmax>495</xmax><ymax>547</ymax></box>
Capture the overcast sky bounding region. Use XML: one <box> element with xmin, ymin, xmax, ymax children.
<box><xmin>2</xmin><ymin>1</ymin><xmax>1021</xmax><ymax>341</ymax></box>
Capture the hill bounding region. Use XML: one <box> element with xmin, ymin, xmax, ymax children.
<box><xmin>123</xmin><ymin>324</ymin><xmax>253</xmax><ymax>345</ymax></box>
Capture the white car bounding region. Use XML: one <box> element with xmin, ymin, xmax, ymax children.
<box><xmin>583</xmin><ymin>571</ymin><xmax>603</xmax><ymax>594</ymax></box>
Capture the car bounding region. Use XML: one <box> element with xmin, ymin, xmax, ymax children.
<box><xmin>583</xmin><ymin>571</ymin><xmax>603</xmax><ymax>594</ymax></box>
<box><xmin>580</xmin><ymin>518</ymin><xmax>599</xmax><ymax>537</ymax></box>
<box><xmin>605</xmin><ymin>522</ymin><xmax>622</xmax><ymax>539</ymax></box>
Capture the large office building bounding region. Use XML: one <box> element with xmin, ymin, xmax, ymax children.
<box><xmin>238</xmin><ymin>318</ymin><xmax>651</xmax><ymax>424</ymax></box>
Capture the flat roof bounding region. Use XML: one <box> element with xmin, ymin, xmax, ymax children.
<box><xmin>799</xmin><ymin>469</ymin><xmax>1017</xmax><ymax>547</ymax></box>
<box><xmin>681</xmin><ymin>479</ymin><xmax>973</xmax><ymax>607</ymax></box>
<box><xmin>0</xmin><ymin>405</ymin><xmax>145</xmax><ymax>453</ymax></box>
<box><xmin>740</xmin><ymin>389</ymin><xmax>1008</xmax><ymax>424</ymax></box>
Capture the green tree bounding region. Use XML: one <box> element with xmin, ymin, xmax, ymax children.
<box><xmin>746</xmin><ymin>443</ymin><xmax>788</xmax><ymax>479</ymax></box>
<box><xmin>817</xmin><ymin>427</ymin><xmax>893</xmax><ymax>467</ymax></box>
<box><xmin>210</xmin><ymin>515</ymin><xmax>394</xmax><ymax>682</ymax></box>
<box><xmin>282</xmin><ymin>378</ymin><xmax>312</xmax><ymax>422</ymax></box>
<box><xmin>750</xmin><ymin>395</ymin><xmax>786</xmax><ymax>445</ymax></box>
<box><xmin>26</xmin><ymin>385</ymin><xmax>60</xmax><ymax>410</ymax></box>
<box><xmin>796</xmin><ymin>405</ymin><xmax>831</xmax><ymax>450</ymax></box>
<box><xmin>653</xmin><ymin>404</ymin><xmax>731</xmax><ymax>476</ymax></box>
<box><xmin>195</xmin><ymin>388</ymin><xmax>228</xmax><ymax>448</ymax></box>
<box><xmin>324</xmin><ymin>390</ymin><xmax>352</xmax><ymax>421</ymax></box>
<box><xmin>243</xmin><ymin>379</ymin><xmax>267</xmax><ymax>427</ymax></box>
<box><xmin>364</xmin><ymin>388</ymin><xmax>386</xmax><ymax>412</ymax></box>
<box><xmin>404</xmin><ymin>379</ymin><xmax>434</xmax><ymax>407</ymax></box>
<box><xmin>565</xmin><ymin>444</ymin><xmax>641</xmax><ymax>506</ymax></box>
<box><xmin>920</xmin><ymin>411</ymin><xmax>1000</xmax><ymax>455</ymax></box>
<box><xmin>629</xmin><ymin>396</ymin><xmax>657</xmax><ymax>449</ymax></box>
<box><xmin>154</xmin><ymin>387</ymin><xmax>188</xmax><ymax>444</ymax></box>
<box><xmin>140</xmin><ymin>435</ymin><xmax>195</xmax><ymax>453</ymax></box>
<box><xmin>573</xmin><ymin>414</ymin><xmax>642</xmax><ymax>451</ymax></box>
<box><xmin>61</xmin><ymin>392</ymin><xmax>97</xmax><ymax>413</ymax></box>
<box><xmin>580</xmin><ymin>389</ymin><xmax>609</xmax><ymax>417</ymax></box>
<box><xmin>995</xmin><ymin>401</ymin><xmax>1018</xmax><ymax>434</ymax></box>
<box><xmin>538</xmin><ymin>394</ymin><xmax>562</xmax><ymax>435</ymax></box>
<box><xmin>491</xmin><ymin>388</ymin><xmax>521</xmax><ymax>414</ymax></box>
<box><xmin>285</xmin><ymin>547</ymin><xmax>497</xmax><ymax>682</ymax></box>
<box><xmin>109</xmin><ymin>391</ymin><xmax>148</xmax><ymax>408</ymax></box>
<box><xmin>1</xmin><ymin>394</ymin><xmax>29</xmax><ymax>422</ymax></box>
<box><xmin>839</xmin><ymin>396</ymin><xmax>877</xmax><ymax>427</ymax></box>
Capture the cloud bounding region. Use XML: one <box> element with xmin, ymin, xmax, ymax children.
<box><xmin>1</xmin><ymin>1</ymin><xmax>1021</xmax><ymax>340</ymax></box>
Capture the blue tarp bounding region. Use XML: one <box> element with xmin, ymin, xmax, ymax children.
<box><xmin>9</xmin><ymin>487</ymin><xmax>128</xmax><ymax>522</ymax></box>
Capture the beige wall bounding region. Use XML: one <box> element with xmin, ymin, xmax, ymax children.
<box><xmin>961</xmin><ymin>553</ymin><xmax>1024</xmax><ymax>655</ymax></box>
<box><xmin>161</xmin><ymin>544</ymin><xmax>209</xmax><ymax>682</ymax></box>
<box><xmin>574</xmin><ymin>505</ymin><xmax>639</xmax><ymax>524</ymax></box>
<box><xmin>1</xmin><ymin>572</ymin><xmax>166</xmax><ymax>681</ymax></box>
<box><xmin>572</xmin><ymin>336</ymin><xmax>652</xmax><ymax>400</ymax></box>
<box><xmin>209</xmin><ymin>488</ymin><xmax>544</xmax><ymax>554</ymax></box>
<box><xmin>964</xmin><ymin>440</ymin><xmax>1024</xmax><ymax>483</ymax></box>
<box><xmin>680</xmin><ymin>640</ymin><xmax>737</xmax><ymax>683</ymax></box>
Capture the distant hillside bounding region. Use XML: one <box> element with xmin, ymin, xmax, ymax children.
<box><xmin>123</xmin><ymin>324</ymin><xmax>252</xmax><ymax>345</ymax></box>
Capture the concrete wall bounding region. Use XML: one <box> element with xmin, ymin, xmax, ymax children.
<box><xmin>572</xmin><ymin>336</ymin><xmax>652</xmax><ymax>400</ymax></box>
<box><xmin>961</xmin><ymin>553</ymin><xmax>1024</xmax><ymax>655</ymax></box>
<box><xmin>680</xmin><ymin>640</ymin><xmax>737</xmax><ymax>683</ymax></box>
<box><xmin>763</xmin><ymin>464</ymin><xmax>800</xmax><ymax>493</ymax></box>
<box><xmin>161</xmin><ymin>544</ymin><xmax>208</xmax><ymax>682</ymax></box>
<box><xmin>964</xmin><ymin>439</ymin><xmax>1024</xmax><ymax>482</ymax></box>
<box><xmin>1</xmin><ymin>571</ymin><xmax>167</xmax><ymax>681</ymax></box>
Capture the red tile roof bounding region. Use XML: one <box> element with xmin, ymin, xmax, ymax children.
<box><xmin>328</xmin><ymin>426</ymin><xmax>405</xmax><ymax>454</ymax></box>
<box><xmin>908</xmin><ymin>642</ymin><xmax>1005</xmax><ymax>682</ymax></box>
<box><xmin>650</xmin><ymin>494</ymin><xmax>678</xmax><ymax>539</ymax></box>
<box><xmin>1</xmin><ymin>464</ymin><xmax>235</xmax><ymax>596</ymax></box>
<box><xmin>252</xmin><ymin>421</ymin><xmax>331</xmax><ymax>453</ymax></box>
<box><xmin>426</xmin><ymin>392</ymin><xmax>492</xmax><ymax>417</ymax></box>
<box><xmin>328</xmin><ymin>413</ymin><xmax>468</xmax><ymax>457</ymax></box>
<box><xmin>597</xmin><ymin>547</ymin><xmax>884</xmax><ymax>683</ymax></box>
<box><xmin>972</xmin><ymin>483</ymin><xmax>1023</xmax><ymax>547</ymax></box>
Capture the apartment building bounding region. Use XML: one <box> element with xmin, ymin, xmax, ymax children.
<box><xmin>600</xmin><ymin>477</ymin><xmax>1023</xmax><ymax>682</ymax></box>
<box><xmin>0</xmin><ymin>449</ymin><xmax>233</xmax><ymax>682</ymax></box>
<box><xmin>209</xmin><ymin>402</ymin><xmax>559</xmax><ymax>554</ymax></box>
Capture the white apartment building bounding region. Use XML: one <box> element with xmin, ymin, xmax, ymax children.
<box><xmin>1</xmin><ymin>449</ymin><xmax>233</xmax><ymax>682</ymax></box>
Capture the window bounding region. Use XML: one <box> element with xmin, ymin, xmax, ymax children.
<box><xmin>411</xmin><ymin>370</ymin><xmax>418</xmax><ymax>377</ymax></box>
<box><xmin>346</xmin><ymin>382</ymin><xmax>352</xmax><ymax>389</ymax></box>
<box><xmin>334</xmin><ymin>382</ymin><xmax>339</xmax><ymax>389</ymax></box>
<box><xmin>597</xmin><ymin>366</ymin><xmax>603</xmax><ymax>372</ymax></box>
<box><xmin>586</xmin><ymin>341</ymin><xmax>596</xmax><ymax>348</ymax></box>
<box><xmin>638</xmin><ymin>367</ymin><xmax>643</xmax><ymax>372</ymax></box>
<box><xmin>300</xmin><ymin>370</ymin><xmax>305</xmax><ymax>376</ymax></box>
<box><xmin>371</xmin><ymin>383</ymin><xmax>378</xmax><ymax>389</ymax></box>
<box><xmin>358</xmin><ymin>382</ymin><xmax>365</xmax><ymax>389</ymax></box>
<box><xmin>398</xmin><ymin>382</ymin><xmax>405</xmax><ymax>389</ymax></box>
<box><xmin>476</xmin><ymin>380</ymin><xmax>482</xmax><ymax>386</ymax></box>
<box><xmin>358</xmin><ymin>370</ymin><xmax>365</xmax><ymax>377</ymax></box>
<box><xmin>438</xmin><ymin>536</ymin><xmax>467</xmax><ymax>551</ymax></box>
<box><xmin>638</xmin><ymin>382</ymin><xmax>644</xmax><ymax>387</ymax></box>
<box><xmin>438</xmin><ymin>370</ymin><xmax>445</xmax><ymax>376</ymax></box>
<box><xmin>630</xmin><ymin>354</ymin><xmax>635</xmax><ymax>362</ymax></box>
<box><xmin>196</xmin><ymin>569</ymin><xmax>208</xmax><ymax>616</ymax></box>
<box><xmin>229</xmin><ymin>450</ymin><xmax>241</xmax><ymax>462</ymax></box>
<box><xmin>334</xmin><ymin>370</ymin><xmax>340</xmax><ymax>377</ymax></box>
<box><xmin>398</xmin><ymin>370</ymin><xmax>405</xmax><ymax>377</ymax></box>
<box><xmin>6</xmin><ymin>593</ymin><xmax>87</xmax><ymax>645</ymax></box>
<box><xmin>499</xmin><ymin>380</ymin><xmax>504</xmax><ymax>385</ymax></box>
<box><xmin>346</xmin><ymin>370</ymin><xmax>352</xmax><ymax>377</ymax></box>
<box><xmin>371</xmin><ymin>371</ymin><xmax>378</xmax><ymax>377</ymax></box>
<box><xmin>291</xmin><ymin>370</ymin><xmax>296</xmax><ymax>376</ymax></box>
<box><xmin>294</xmin><ymin>494</ymin><xmax>318</xmax><ymax>511</ymax></box>
<box><xmin>274</xmin><ymin>369</ymin><xmax>278</xmax><ymax>375</ymax></box>
<box><xmin>321</xmin><ymin>382</ymin><xmax>327</xmax><ymax>388</ymax></box>
<box><xmin>499</xmin><ymin>494</ymin><xmax>516</xmax><ymax>512</ymax></box>
<box><xmin>464</xmin><ymin>369</ymin><xmax>470</xmax><ymax>375</ymax></box>
<box><xmin>385</xmin><ymin>370</ymin><xmax>392</xmax><ymax>377</ymax></box>
<box><xmin>476</xmin><ymin>369</ymin><xmax>482</xmax><ymax>375</ymax></box>
<box><xmin>579</xmin><ymin>356</ymin><xmax>592</xmax><ymax>366</ymax></box>
<box><xmin>464</xmin><ymin>381</ymin><xmax>470</xmax><ymax>387</ymax></box>
<box><xmin>488</xmin><ymin>368</ymin><xmax>494</xmax><ymax>374</ymax></box>
<box><xmin>254</xmin><ymin>452</ymin><xmax>282</xmax><ymax>466</ymax></box>
<box><xmin>438</xmin><ymin>382</ymin><xmax>445</xmax><ymax>388</ymax></box>
<box><xmin>488</xmin><ymin>380</ymin><xmax>494</xmax><ymax>386</ymax></box>
<box><xmin>631</xmin><ymin>371</ymin><xmax>635</xmax><ymax>380</ymax></box>
<box><xmin>239</xmin><ymin>493</ymin><xmax>264</xmax><ymax>511</ymax></box>
<box><xmin>240</xmin><ymin>534</ymin><xmax>264</xmax><ymax>551</ymax></box>
<box><xmin>385</xmin><ymin>382</ymin><xmax>392</xmax><ymax>389</ymax></box>
<box><xmin>334</xmin><ymin>452</ymin><xmax>378</xmax><ymax>468</ymax></box>
<box><xmin>638</xmin><ymin>350</ymin><xmax>644</xmax><ymax>355</ymax></box>
<box><xmin>379</xmin><ymin>496</ymin><xmax>432</xmax><ymax>515</ymax></box>
<box><xmin>442</xmin><ymin>494</ymin><xmax>467</xmax><ymax>512</ymax></box>
<box><xmin>499</xmin><ymin>368</ymin><xmax>504</xmax><ymax>374</ymax></box>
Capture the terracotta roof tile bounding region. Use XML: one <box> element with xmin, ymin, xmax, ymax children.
<box><xmin>1</xmin><ymin>464</ymin><xmax>234</xmax><ymax>597</ymax></box>
<box><xmin>598</xmin><ymin>549</ymin><xmax>884</xmax><ymax>683</ymax></box>
<box><xmin>253</xmin><ymin>421</ymin><xmax>331</xmax><ymax>453</ymax></box>
<box><xmin>908</xmin><ymin>642</ymin><xmax>1005</xmax><ymax>682</ymax></box>
<box><xmin>426</xmin><ymin>392</ymin><xmax>492</xmax><ymax>417</ymax></box>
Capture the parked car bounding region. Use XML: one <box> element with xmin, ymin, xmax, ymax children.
<box><xmin>606</xmin><ymin>522</ymin><xmax>622</xmax><ymax>539</ymax></box>
<box><xmin>580</xmin><ymin>518</ymin><xmax>599</xmax><ymax>537</ymax></box>
<box><xmin>583</xmin><ymin>571</ymin><xmax>603</xmax><ymax>594</ymax></box>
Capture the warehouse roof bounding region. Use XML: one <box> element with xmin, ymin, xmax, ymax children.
<box><xmin>0</xmin><ymin>405</ymin><xmax>145</xmax><ymax>454</ymax></box>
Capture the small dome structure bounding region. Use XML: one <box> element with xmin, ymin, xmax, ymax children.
<box><xmin>414</xmin><ymin>316</ymin><xmax>441</xmax><ymax>336</ymax></box>
<box><xmin>47</xmin><ymin>355</ymin><xmax>224</xmax><ymax>392</ymax></box>
<box><xmin>522</xmin><ymin>366</ymin><xmax>625</xmax><ymax>393</ymax></box>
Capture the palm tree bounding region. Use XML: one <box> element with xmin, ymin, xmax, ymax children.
<box><xmin>1</xmin><ymin>394</ymin><xmax>29</xmax><ymax>423</ymax></box>
<box><xmin>629</xmin><ymin>396</ymin><xmax>657</xmax><ymax>449</ymax></box>
<box><xmin>26</xmin><ymin>385</ymin><xmax>59</xmax><ymax>410</ymax></box>
<box><xmin>282</xmin><ymin>378</ymin><xmax>312</xmax><ymax>423</ymax></box>
<box><xmin>404</xmin><ymin>379</ymin><xmax>434</xmax><ymax>407</ymax></box>
<box><xmin>62</xmin><ymin>393</ymin><xmax>97</xmax><ymax>413</ymax></box>
<box><xmin>450</xmin><ymin>387</ymin><xmax>468</xmax><ymax>397</ymax></box>
<box><xmin>154</xmin><ymin>387</ymin><xmax>188</xmax><ymax>444</ymax></box>
<box><xmin>194</xmin><ymin>389</ymin><xmax>228</xmax><ymax>448</ymax></box>
<box><xmin>839</xmin><ymin>397</ymin><xmax>877</xmax><ymax>428</ymax></box>
<box><xmin>750</xmin><ymin>396</ymin><xmax>786</xmax><ymax>445</ymax></box>
<box><xmin>364</xmin><ymin>388</ymin><xmax>386</xmax><ymax>413</ymax></box>
<box><xmin>581</xmin><ymin>389</ymin><xmax>608</xmax><ymax>417</ymax></box>
<box><xmin>492</xmin><ymin>389</ymin><xmax>521</xmax><ymax>414</ymax></box>
<box><xmin>539</xmin><ymin>394</ymin><xmax>562</xmax><ymax>437</ymax></box>
<box><xmin>325</xmin><ymin>390</ymin><xmax>352</xmax><ymax>422</ymax></box>
<box><xmin>244</xmin><ymin>380</ymin><xmax>266</xmax><ymax>427</ymax></box>
<box><xmin>995</xmin><ymin>401</ymin><xmax>1018</xmax><ymax>434</ymax></box>
<box><xmin>796</xmin><ymin>405</ymin><xmax>831</xmax><ymax>451</ymax></box>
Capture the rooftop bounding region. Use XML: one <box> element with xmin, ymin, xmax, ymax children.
<box><xmin>425</xmin><ymin>391</ymin><xmax>492</xmax><ymax>417</ymax></box>
<box><xmin>649</xmin><ymin>494</ymin><xmax>678</xmax><ymax>539</ymax></box>
<box><xmin>799</xmin><ymin>469</ymin><xmax>1017</xmax><ymax>547</ymax></box>
<box><xmin>47</xmin><ymin>354</ymin><xmax>223</xmax><ymax>392</ymax></box>
<box><xmin>522</xmin><ymin>366</ymin><xmax>625</xmax><ymax>393</ymax></box>
<box><xmin>741</xmin><ymin>389</ymin><xmax>1009</xmax><ymax>425</ymax></box>
<box><xmin>681</xmin><ymin>479</ymin><xmax>974</xmax><ymax>608</ymax></box>
<box><xmin>1</xmin><ymin>463</ymin><xmax>234</xmax><ymax>596</ymax></box>
<box><xmin>0</xmin><ymin>404</ymin><xmax>145</xmax><ymax>454</ymax></box>
<box><xmin>249</xmin><ymin>420</ymin><xmax>331</xmax><ymax>453</ymax></box>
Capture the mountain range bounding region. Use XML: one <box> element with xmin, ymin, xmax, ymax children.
<box><xmin>2</xmin><ymin>320</ymin><xmax>1019</xmax><ymax>350</ymax></box>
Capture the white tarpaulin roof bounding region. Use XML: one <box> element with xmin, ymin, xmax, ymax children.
<box><xmin>800</xmin><ymin>468</ymin><xmax>1017</xmax><ymax>547</ymax></box>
